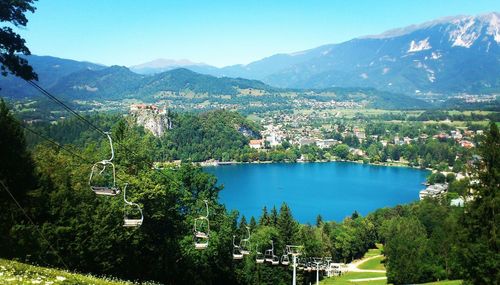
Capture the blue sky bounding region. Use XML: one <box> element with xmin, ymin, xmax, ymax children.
<box><xmin>17</xmin><ymin>0</ymin><xmax>500</xmax><ymax>67</ymax></box>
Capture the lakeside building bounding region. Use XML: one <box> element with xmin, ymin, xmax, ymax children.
<box><xmin>316</xmin><ymin>139</ymin><xmax>339</xmax><ymax>149</ymax></box>
<box><xmin>419</xmin><ymin>183</ymin><xmax>448</xmax><ymax>200</ymax></box>
<box><xmin>249</xmin><ymin>139</ymin><xmax>264</xmax><ymax>149</ymax></box>
<box><xmin>349</xmin><ymin>148</ymin><xmax>365</xmax><ymax>157</ymax></box>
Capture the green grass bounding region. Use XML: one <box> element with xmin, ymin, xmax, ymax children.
<box><xmin>358</xmin><ymin>256</ymin><xmax>385</xmax><ymax>271</ymax></box>
<box><xmin>0</xmin><ymin>259</ymin><xmax>160</xmax><ymax>285</ymax></box>
<box><xmin>320</xmin><ymin>272</ymin><xmax>461</xmax><ymax>285</ymax></box>
<box><xmin>364</xmin><ymin>244</ymin><xmax>383</xmax><ymax>257</ymax></box>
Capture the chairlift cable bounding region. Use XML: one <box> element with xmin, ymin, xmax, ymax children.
<box><xmin>17</xmin><ymin>122</ymin><xmax>129</xmax><ymax>183</ymax></box>
<box><xmin>25</xmin><ymin>80</ymin><xmax>108</xmax><ymax>137</ymax></box>
<box><xmin>0</xmin><ymin>180</ymin><xmax>70</xmax><ymax>270</ymax></box>
<box><xmin>24</xmin><ymin>80</ymin><xmax>172</xmax><ymax>181</ymax></box>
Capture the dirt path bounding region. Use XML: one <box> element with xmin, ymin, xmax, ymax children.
<box><xmin>349</xmin><ymin>277</ymin><xmax>387</xmax><ymax>282</ymax></box>
<box><xmin>347</xmin><ymin>254</ymin><xmax>386</xmax><ymax>273</ymax></box>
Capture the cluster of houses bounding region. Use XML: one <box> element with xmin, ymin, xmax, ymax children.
<box><xmin>291</xmin><ymin>98</ymin><xmax>362</xmax><ymax>109</ymax></box>
<box><xmin>249</xmin><ymin>120</ymin><xmax>481</xmax><ymax>155</ymax></box>
<box><xmin>432</xmin><ymin>129</ymin><xmax>479</xmax><ymax>149</ymax></box>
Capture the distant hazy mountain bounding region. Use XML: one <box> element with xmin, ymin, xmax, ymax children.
<box><xmin>2</xmin><ymin>12</ymin><xmax>497</xmax><ymax>101</ymax></box>
<box><xmin>130</xmin><ymin>58</ymin><xmax>219</xmax><ymax>75</ymax></box>
<box><xmin>48</xmin><ymin>66</ymin><xmax>274</xmax><ymax>100</ymax></box>
<box><xmin>0</xmin><ymin>55</ymin><xmax>105</xmax><ymax>98</ymax></box>
<box><xmin>40</xmin><ymin>65</ymin><xmax>430</xmax><ymax>109</ymax></box>
<box><xmin>195</xmin><ymin>12</ymin><xmax>500</xmax><ymax>95</ymax></box>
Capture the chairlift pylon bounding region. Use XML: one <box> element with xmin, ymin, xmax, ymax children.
<box><xmin>89</xmin><ymin>132</ymin><xmax>119</xmax><ymax>196</ymax></box>
<box><xmin>122</xmin><ymin>183</ymin><xmax>143</xmax><ymax>228</ymax></box>
<box><xmin>194</xmin><ymin>200</ymin><xmax>210</xmax><ymax>250</ymax></box>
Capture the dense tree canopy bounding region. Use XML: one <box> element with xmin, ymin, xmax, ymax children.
<box><xmin>0</xmin><ymin>98</ymin><xmax>498</xmax><ymax>284</ymax></box>
<box><xmin>0</xmin><ymin>0</ymin><xmax>37</xmax><ymax>80</ymax></box>
<box><xmin>459</xmin><ymin>122</ymin><xmax>499</xmax><ymax>284</ymax></box>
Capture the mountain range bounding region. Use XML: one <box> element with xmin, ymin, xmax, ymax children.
<box><xmin>133</xmin><ymin>12</ymin><xmax>500</xmax><ymax>96</ymax></box>
<box><xmin>0</xmin><ymin>12</ymin><xmax>498</xmax><ymax>102</ymax></box>
<box><xmin>0</xmin><ymin>56</ymin><xmax>428</xmax><ymax>109</ymax></box>
<box><xmin>129</xmin><ymin>59</ymin><xmax>217</xmax><ymax>75</ymax></box>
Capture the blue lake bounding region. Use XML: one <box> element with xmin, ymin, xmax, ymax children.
<box><xmin>205</xmin><ymin>162</ymin><xmax>429</xmax><ymax>223</ymax></box>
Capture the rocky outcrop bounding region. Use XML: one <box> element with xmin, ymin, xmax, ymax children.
<box><xmin>129</xmin><ymin>104</ymin><xmax>172</xmax><ymax>137</ymax></box>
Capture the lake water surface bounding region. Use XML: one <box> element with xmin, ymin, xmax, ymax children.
<box><xmin>205</xmin><ymin>162</ymin><xmax>429</xmax><ymax>223</ymax></box>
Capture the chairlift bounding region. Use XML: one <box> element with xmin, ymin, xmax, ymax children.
<box><xmin>193</xmin><ymin>200</ymin><xmax>210</xmax><ymax>250</ymax></box>
<box><xmin>232</xmin><ymin>235</ymin><xmax>243</xmax><ymax>260</ymax></box>
<box><xmin>255</xmin><ymin>244</ymin><xmax>265</xmax><ymax>264</ymax></box>
<box><xmin>271</xmin><ymin>254</ymin><xmax>280</xmax><ymax>265</ymax></box>
<box><xmin>281</xmin><ymin>252</ymin><xmax>290</xmax><ymax>266</ymax></box>
<box><xmin>122</xmin><ymin>183</ymin><xmax>143</xmax><ymax>228</ymax></box>
<box><xmin>264</xmin><ymin>240</ymin><xmax>275</xmax><ymax>262</ymax></box>
<box><xmin>297</xmin><ymin>258</ymin><xmax>305</xmax><ymax>271</ymax></box>
<box><xmin>89</xmin><ymin>132</ymin><xmax>119</xmax><ymax>196</ymax></box>
<box><xmin>240</xmin><ymin>226</ymin><xmax>251</xmax><ymax>255</ymax></box>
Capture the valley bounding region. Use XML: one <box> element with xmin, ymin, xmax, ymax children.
<box><xmin>0</xmin><ymin>2</ymin><xmax>498</xmax><ymax>285</ymax></box>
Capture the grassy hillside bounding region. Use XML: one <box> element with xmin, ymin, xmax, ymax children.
<box><xmin>320</xmin><ymin>244</ymin><xmax>462</xmax><ymax>285</ymax></box>
<box><xmin>0</xmin><ymin>259</ymin><xmax>160</xmax><ymax>285</ymax></box>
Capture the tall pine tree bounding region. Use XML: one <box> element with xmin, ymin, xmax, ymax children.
<box><xmin>0</xmin><ymin>99</ymin><xmax>37</xmax><ymax>257</ymax></box>
<box><xmin>459</xmin><ymin>122</ymin><xmax>499</xmax><ymax>284</ymax></box>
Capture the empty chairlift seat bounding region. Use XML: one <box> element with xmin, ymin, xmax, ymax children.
<box><xmin>89</xmin><ymin>132</ymin><xmax>120</xmax><ymax>196</ymax></box>
<box><xmin>122</xmin><ymin>183</ymin><xmax>143</xmax><ymax>228</ymax></box>
<box><xmin>193</xmin><ymin>200</ymin><xmax>210</xmax><ymax>250</ymax></box>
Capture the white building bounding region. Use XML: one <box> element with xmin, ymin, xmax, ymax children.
<box><xmin>450</xmin><ymin>197</ymin><xmax>464</xmax><ymax>207</ymax></box>
<box><xmin>419</xmin><ymin>183</ymin><xmax>447</xmax><ymax>200</ymax></box>
<box><xmin>316</xmin><ymin>139</ymin><xmax>338</xmax><ymax>149</ymax></box>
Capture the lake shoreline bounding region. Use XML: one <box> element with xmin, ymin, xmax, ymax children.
<box><xmin>199</xmin><ymin>158</ymin><xmax>429</xmax><ymax>171</ymax></box>
<box><xmin>205</xmin><ymin>160</ymin><xmax>430</xmax><ymax>223</ymax></box>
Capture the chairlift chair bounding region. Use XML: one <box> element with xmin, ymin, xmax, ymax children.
<box><xmin>232</xmin><ymin>235</ymin><xmax>244</xmax><ymax>260</ymax></box>
<box><xmin>194</xmin><ymin>200</ymin><xmax>210</xmax><ymax>250</ymax></box>
<box><xmin>240</xmin><ymin>226</ymin><xmax>251</xmax><ymax>255</ymax></box>
<box><xmin>89</xmin><ymin>132</ymin><xmax>119</xmax><ymax>196</ymax></box>
<box><xmin>297</xmin><ymin>258</ymin><xmax>305</xmax><ymax>271</ymax></box>
<box><xmin>271</xmin><ymin>254</ymin><xmax>280</xmax><ymax>265</ymax></box>
<box><xmin>122</xmin><ymin>184</ymin><xmax>143</xmax><ymax>228</ymax></box>
<box><xmin>255</xmin><ymin>245</ymin><xmax>265</xmax><ymax>264</ymax></box>
<box><xmin>264</xmin><ymin>240</ymin><xmax>275</xmax><ymax>262</ymax></box>
<box><xmin>281</xmin><ymin>253</ymin><xmax>290</xmax><ymax>266</ymax></box>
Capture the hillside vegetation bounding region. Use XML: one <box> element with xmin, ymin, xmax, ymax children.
<box><xmin>0</xmin><ymin>99</ymin><xmax>498</xmax><ymax>285</ymax></box>
<box><xmin>0</xmin><ymin>259</ymin><xmax>158</xmax><ymax>285</ymax></box>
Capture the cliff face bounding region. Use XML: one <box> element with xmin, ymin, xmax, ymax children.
<box><xmin>130</xmin><ymin>105</ymin><xmax>172</xmax><ymax>137</ymax></box>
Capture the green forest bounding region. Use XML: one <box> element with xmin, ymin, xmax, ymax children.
<box><xmin>1</xmin><ymin>99</ymin><xmax>498</xmax><ymax>284</ymax></box>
